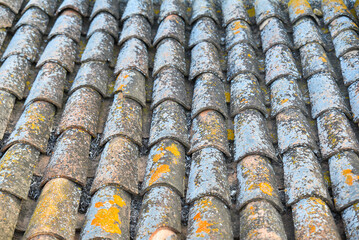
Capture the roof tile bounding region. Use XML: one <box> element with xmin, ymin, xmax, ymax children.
<box><xmin>270</xmin><ymin>76</ymin><xmax>308</xmax><ymax>118</ymax></box>
<box><xmin>189</xmin><ymin>17</ymin><xmax>220</xmax><ymax>50</ymax></box>
<box><xmin>190</xmin><ymin>0</ymin><xmax>219</xmax><ymax>25</ymax></box>
<box><xmin>149</xmin><ymin>100</ymin><xmax>189</xmax><ymax>148</ymax></box>
<box><xmin>70</xmin><ymin>61</ymin><xmax>109</xmax><ymax>97</ymax></box>
<box><xmin>13</xmin><ymin>7</ymin><xmax>49</xmax><ymax>35</ymax></box>
<box><xmin>234</xmin><ymin>109</ymin><xmax>277</xmax><ymax>162</ymax></box>
<box><xmin>81</xmin><ymin>185</ymin><xmax>131</xmax><ymax>240</ymax></box>
<box><xmin>119</xmin><ymin>15</ymin><xmax>151</xmax><ymax>47</ymax></box>
<box><xmin>91</xmin><ymin>136</ymin><xmax>139</xmax><ymax>195</ymax></box>
<box><xmin>276</xmin><ymin>108</ymin><xmax>318</xmax><ymax>155</ymax></box>
<box><xmin>56</xmin><ymin>0</ymin><xmax>89</xmax><ymax>17</ymax></box>
<box><xmin>329</xmin><ymin>16</ymin><xmax>359</xmax><ymax>39</ymax></box>
<box><xmin>153</xmin><ymin>38</ymin><xmax>186</xmax><ymax>77</ymax></box>
<box><xmin>58</xmin><ymin>87</ymin><xmax>101</xmax><ymax>137</ymax></box>
<box><xmin>115</xmin><ymin>69</ymin><xmax>146</xmax><ymax>107</ymax></box>
<box><xmin>227</xmin><ymin>43</ymin><xmax>261</xmax><ymax>82</ymax></box>
<box><xmin>230</xmin><ymin>73</ymin><xmax>267</xmax><ymax>118</ymax></box>
<box><xmin>0</xmin><ymin>90</ymin><xmax>15</xmax><ymax>138</ymax></box>
<box><xmin>42</xmin><ymin>129</ymin><xmax>91</xmax><ymax>187</ymax></box>
<box><xmin>23</xmin><ymin>0</ymin><xmax>58</xmax><ymax>17</ymax></box>
<box><xmin>48</xmin><ymin>10</ymin><xmax>82</xmax><ymax>43</ymax></box>
<box><xmin>187</xmin><ymin>147</ymin><xmax>230</xmax><ymax>206</ymax></box>
<box><xmin>3</xmin><ymin>101</ymin><xmax>55</xmax><ymax>153</ymax></box>
<box><xmin>102</xmin><ymin>94</ymin><xmax>143</xmax><ymax>146</ymax></box>
<box><xmin>329</xmin><ymin>151</ymin><xmax>359</xmax><ymax>211</ymax></box>
<box><xmin>287</xmin><ymin>0</ymin><xmax>319</xmax><ymax>25</ymax></box>
<box><xmin>261</xmin><ymin>17</ymin><xmax>293</xmax><ymax>53</ymax></box>
<box><xmin>332</xmin><ymin>29</ymin><xmax>359</xmax><ymax>58</ymax></box>
<box><xmin>90</xmin><ymin>0</ymin><xmax>120</xmax><ymax>20</ymax></box>
<box><xmin>225</xmin><ymin>19</ymin><xmax>257</xmax><ymax>52</ymax></box>
<box><xmin>317</xmin><ymin>109</ymin><xmax>359</xmax><ymax>160</ymax></box>
<box><xmin>37</xmin><ymin>35</ymin><xmax>77</xmax><ymax>73</ymax></box>
<box><xmin>340</xmin><ymin>50</ymin><xmax>359</xmax><ymax>86</ymax></box>
<box><xmin>264</xmin><ymin>44</ymin><xmax>300</xmax><ymax>85</ymax></box>
<box><xmin>0</xmin><ymin>55</ymin><xmax>31</xmax><ymax>99</ymax></box>
<box><xmin>114</xmin><ymin>38</ymin><xmax>149</xmax><ymax>77</ymax></box>
<box><xmin>153</xmin><ymin>15</ymin><xmax>186</xmax><ymax>47</ymax></box>
<box><xmin>0</xmin><ymin>5</ymin><xmax>15</xmax><ymax>29</ymax></box>
<box><xmin>0</xmin><ymin>0</ymin><xmax>23</xmax><ymax>14</ymax></box>
<box><xmin>322</xmin><ymin>0</ymin><xmax>356</xmax><ymax>26</ymax></box>
<box><xmin>82</xmin><ymin>32</ymin><xmax>114</xmax><ymax>63</ymax></box>
<box><xmin>239</xmin><ymin>200</ymin><xmax>287</xmax><ymax>240</ymax></box>
<box><xmin>300</xmin><ymin>42</ymin><xmax>336</xmax><ymax>79</ymax></box>
<box><xmin>342</xmin><ymin>202</ymin><xmax>359</xmax><ymax>240</ymax></box>
<box><xmin>189</xmin><ymin>109</ymin><xmax>229</xmax><ymax>156</ymax></box>
<box><xmin>25</xmin><ymin>62</ymin><xmax>67</xmax><ymax>109</ymax></box>
<box><xmin>0</xmin><ymin>143</ymin><xmax>40</xmax><ymax>200</ymax></box>
<box><xmin>2</xmin><ymin>25</ymin><xmax>41</xmax><ymax>62</ymax></box>
<box><xmin>237</xmin><ymin>155</ymin><xmax>283</xmax><ymax>212</ymax></box>
<box><xmin>221</xmin><ymin>0</ymin><xmax>250</xmax><ymax>27</ymax></box>
<box><xmin>292</xmin><ymin>197</ymin><xmax>341</xmax><ymax>239</ymax></box>
<box><xmin>87</xmin><ymin>12</ymin><xmax>119</xmax><ymax>40</ymax></box>
<box><xmin>255</xmin><ymin>0</ymin><xmax>289</xmax><ymax>27</ymax></box>
<box><xmin>189</xmin><ymin>42</ymin><xmax>224</xmax><ymax>81</ymax></box>
<box><xmin>308</xmin><ymin>73</ymin><xmax>350</xmax><ymax>119</ymax></box>
<box><xmin>136</xmin><ymin>186</ymin><xmax>182</xmax><ymax>239</ymax></box>
<box><xmin>187</xmin><ymin>196</ymin><xmax>233</xmax><ymax>239</ymax></box>
<box><xmin>23</xmin><ymin>178</ymin><xmax>81</xmax><ymax>240</ymax></box>
<box><xmin>158</xmin><ymin>0</ymin><xmax>187</xmax><ymax>24</ymax></box>
<box><xmin>191</xmin><ymin>73</ymin><xmax>227</xmax><ymax>119</ymax></box>
<box><xmin>142</xmin><ymin>139</ymin><xmax>186</xmax><ymax>196</ymax></box>
<box><xmin>151</xmin><ymin>67</ymin><xmax>190</xmax><ymax>110</ymax></box>
<box><xmin>348</xmin><ymin>80</ymin><xmax>359</xmax><ymax>122</ymax></box>
<box><xmin>293</xmin><ymin>17</ymin><xmax>327</xmax><ymax>50</ymax></box>
<box><xmin>121</xmin><ymin>0</ymin><xmax>154</xmax><ymax>25</ymax></box>
<box><xmin>0</xmin><ymin>191</ymin><xmax>21</xmax><ymax>239</ymax></box>
<box><xmin>283</xmin><ymin>146</ymin><xmax>332</xmax><ymax>207</ymax></box>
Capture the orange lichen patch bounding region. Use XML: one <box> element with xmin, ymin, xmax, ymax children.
<box><xmin>227</xmin><ymin>129</ymin><xmax>234</xmax><ymax>141</ymax></box>
<box><xmin>342</xmin><ymin>169</ymin><xmax>359</xmax><ymax>186</ymax></box>
<box><xmin>153</xmin><ymin>152</ymin><xmax>165</xmax><ymax>162</ymax></box>
<box><xmin>247</xmin><ymin>8</ymin><xmax>255</xmax><ymax>18</ymax></box>
<box><xmin>280</xmin><ymin>98</ymin><xmax>289</xmax><ymax>104</ymax></box>
<box><xmin>259</xmin><ymin>182</ymin><xmax>273</xmax><ymax>196</ymax></box>
<box><xmin>114</xmin><ymin>195</ymin><xmax>126</xmax><ymax>207</ymax></box>
<box><xmin>319</xmin><ymin>56</ymin><xmax>327</xmax><ymax>63</ymax></box>
<box><xmin>165</xmin><ymin>143</ymin><xmax>180</xmax><ymax>157</ymax></box>
<box><xmin>194</xmin><ymin>212</ymin><xmax>213</xmax><ymax>234</ymax></box>
<box><xmin>95</xmin><ymin>202</ymin><xmax>104</xmax><ymax>208</ymax></box>
<box><xmin>225</xmin><ymin>92</ymin><xmax>230</xmax><ymax>102</ymax></box>
<box><xmin>149</xmin><ymin>165</ymin><xmax>171</xmax><ymax>185</ymax></box>
<box><xmin>288</xmin><ymin>0</ymin><xmax>310</xmax><ymax>15</ymax></box>
<box><xmin>232</xmin><ymin>21</ymin><xmax>247</xmax><ymax>34</ymax></box>
<box><xmin>91</xmin><ymin>206</ymin><xmax>122</xmax><ymax>234</ymax></box>
<box><xmin>309</xmin><ymin>225</ymin><xmax>316</xmax><ymax>234</ymax></box>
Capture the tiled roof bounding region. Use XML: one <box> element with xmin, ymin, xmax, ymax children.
<box><xmin>0</xmin><ymin>0</ymin><xmax>359</xmax><ymax>239</ymax></box>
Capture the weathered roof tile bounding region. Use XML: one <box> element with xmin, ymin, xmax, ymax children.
<box><xmin>234</xmin><ymin>109</ymin><xmax>277</xmax><ymax>162</ymax></box>
<box><xmin>283</xmin><ymin>147</ymin><xmax>332</xmax><ymax>207</ymax></box>
<box><xmin>142</xmin><ymin>139</ymin><xmax>186</xmax><ymax>196</ymax></box>
<box><xmin>42</xmin><ymin>129</ymin><xmax>91</xmax><ymax>187</ymax></box>
<box><xmin>87</xmin><ymin>12</ymin><xmax>119</xmax><ymax>40</ymax></box>
<box><xmin>56</xmin><ymin>0</ymin><xmax>89</xmax><ymax>17</ymax></box>
<box><xmin>190</xmin><ymin>0</ymin><xmax>219</xmax><ymax>25</ymax></box>
<box><xmin>25</xmin><ymin>63</ymin><xmax>67</xmax><ymax>109</ymax></box>
<box><xmin>2</xmin><ymin>25</ymin><xmax>41</xmax><ymax>62</ymax></box>
<box><xmin>91</xmin><ymin>136</ymin><xmax>139</xmax><ymax>195</ymax></box>
<box><xmin>192</xmin><ymin>73</ymin><xmax>227</xmax><ymax>119</ymax></box>
<box><xmin>22</xmin><ymin>0</ymin><xmax>58</xmax><ymax>17</ymax></box>
<box><xmin>221</xmin><ymin>0</ymin><xmax>250</xmax><ymax>27</ymax></box>
<box><xmin>48</xmin><ymin>10</ymin><xmax>82</xmax><ymax>43</ymax></box>
<box><xmin>187</xmin><ymin>147</ymin><xmax>230</xmax><ymax>206</ymax></box>
<box><xmin>261</xmin><ymin>17</ymin><xmax>293</xmax><ymax>53</ymax></box>
<box><xmin>158</xmin><ymin>0</ymin><xmax>187</xmax><ymax>24</ymax></box>
<box><xmin>189</xmin><ymin>17</ymin><xmax>220</xmax><ymax>50</ymax></box>
<box><xmin>237</xmin><ymin>155</ymin><xmax>283</xmax><ymax>212</ymax></box>
<box><xmin>149</xmin><ymin>100</ymin><xmax>189</xmax><ymax>148</ymax></box>
<box><xmin>187</xmin><ymin>196</ymin><xmax>233</xmax><ymax>239</ymax></box>
<box><xmin>58</xmin><ymin>87</ymin><xmax>102</xmax><ymax>137</ymax></box>
<box><xmin>90</xmin><ymin>0</ymin><xmax>120</xmax><ymax>20</ymax></box>
<box><xmin>13</xmin><ymin>7</ymin><xmax>49</xmax><ymax>34</ymax></box>
<box><xmin>121</xmin><ymin>0</ymin><xmax>154</xmax><ymax>25</ymax></box>
<box><xmin>119</xmin><ymin>15</ymin><xmax>151</xmax><ymax>47</ymax></box>
<box><xmin>153</xmin><ymin>15</ymin><xmax>185</xmax><ymax>47</ymax></box>
<box><xmin>225</xmin><ymin>19</ymin><xmax>257</xmax><ymax>52</ymax></box>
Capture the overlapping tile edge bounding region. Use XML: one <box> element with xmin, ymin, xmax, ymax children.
<box><xmin>1</xmin><ymin>0</ymin><xmax>359</xmax><ymax>239</ymax></box>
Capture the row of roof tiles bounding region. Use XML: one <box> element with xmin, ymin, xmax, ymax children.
<box><xmin>1</xmin><ymin>0</ymin><xmax>359</xmax><ymax>239</ymax></box>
